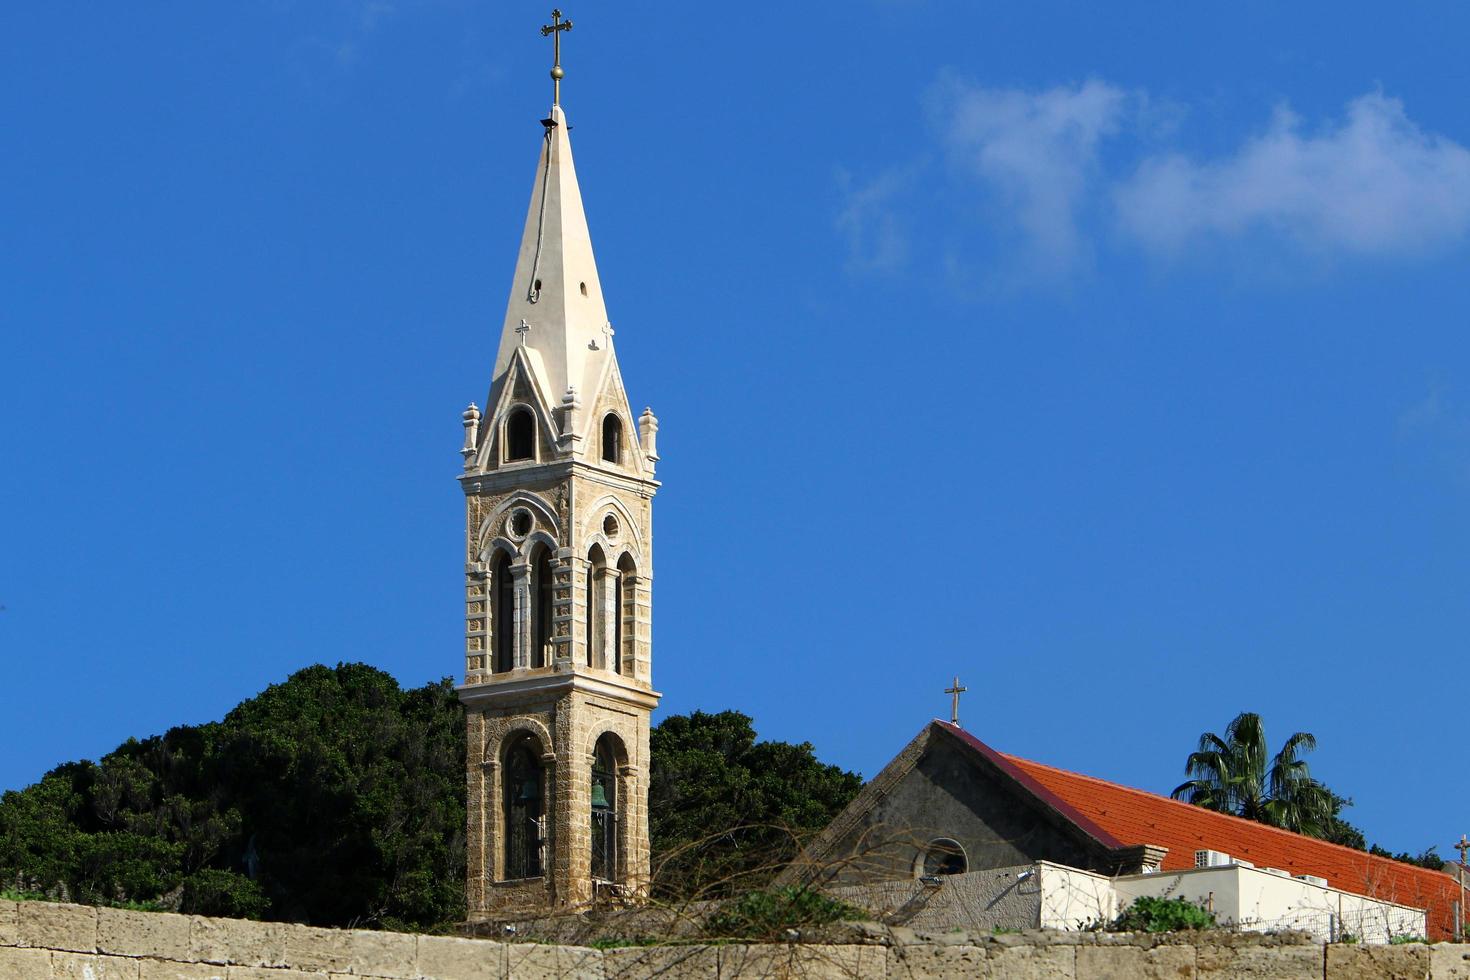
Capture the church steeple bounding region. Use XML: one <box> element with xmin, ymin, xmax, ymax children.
<box><xmin>491</xmin><ymin>102</ymin><xmax>612</xmax><ymax>420</ymax></box>
<box><xmin>456</xmin><ymin>11</ymin><xmax>661</xmax><ymax>921</ymax></box>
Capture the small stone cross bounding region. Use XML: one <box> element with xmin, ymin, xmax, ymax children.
<box><xmin>945</xmin><ymin>676</ymin><xmax>967</xmax><ymax>726</ymax></box>
<box><xmin>516</xmin><ymin>319</ymin><xmax>531</xmax><ymax>345</ymax></box>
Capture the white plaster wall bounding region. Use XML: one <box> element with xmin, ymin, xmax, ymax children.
<box><xmin>1037</xmin><ymin>863</ymin><xmax>1116</xmax><ymax>930</ymax></box>
<box><xmin>1114</xmin><ymin>865</ymin><xmax>1426</xmax><ymax>943</ymax></box>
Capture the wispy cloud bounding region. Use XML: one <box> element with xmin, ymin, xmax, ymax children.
<box><xmin>835</xmin><ymin>165</ymin><xmax>919</xmax><ymax>274</ymax></box>
<box><xmin>1117</xmin><ymin>93</ymin><xmax>1470</xmax><ymax>256</ymax></box>
<box><xmin>839</xmin><ymin>82</ymin><xmax>1470</xmax><ymax>287</ymax></box>
<box><xmin>932</xmin><ymin>77</ymin><xmax>1129</xmax><ymax>275</ymax></box>
<box><xmin>1399</xmin><ymin>384</ymin><xmax>1470</xmax><ymax>486</ymax></box>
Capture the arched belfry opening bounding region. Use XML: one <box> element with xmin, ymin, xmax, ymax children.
<box><xmin>590</xmin><ymin>734</ymin><xmax>620</xmax><ymax>883</ymax></box>
<box><xmin>492</xmin><ymin>550</ymin><xmax>514</xmax><ymax>674</ymax></box>
<box><xmin>601</xmin><ymin>413</ymin><xmax>622</xmax><ymax>463</ymax></box>
<box><xmin>505</xmin><ymin>407</ymin><xmax>535</xmax><ymax>462</ymax></box>
<box><xmin>502</xmin><ymin>735</ymin><xmax>545</xmax><ymax>880</ymax></box>
<box><xmin>585</xmin><ymin>544</ymin><xmax>606</xmax><ymax>668</ymax></box>
<box><xmin>615</xmin><ymin>553</ymin><xmax>636</xmax><ymax>676</ymax></box>
<box><xmin>530</xmin><ymin>543</ymin><xmax>554</xmax><ymax>668</ymax></box>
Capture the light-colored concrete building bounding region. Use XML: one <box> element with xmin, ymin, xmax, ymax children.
<box><xmin>455</xmin><ymin>36</ymin><xmax>661</xmax><ymax>919</ymax></box>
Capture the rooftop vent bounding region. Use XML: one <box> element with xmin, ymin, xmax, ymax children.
<box><xmin>1195</xmin><ymin>850</ymin><xmax>1232</xmax><ymax>868</ymax></box>
<box><xmin>1263</xmin><ymin>867</ymin><xmax>1290</xmax><ymax>877</ymax></box>
<box><xmin>1295</xmin><ymin>874</ymin><xmax>1329</xmax><ymax>888</ymax></box>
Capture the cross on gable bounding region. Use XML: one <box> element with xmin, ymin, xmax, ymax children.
<box><xmin>516</xmin><ymin>318</ymin><xmax>531</xmax><ymax>345</ymax></box>
<box><xmin>945</xmin><ymin>676</ymin><xmax>968</xmax><ymax>726</ymax></box>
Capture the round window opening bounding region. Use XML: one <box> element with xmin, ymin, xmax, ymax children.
<box><xmin>602</xmin><ymin>514</ymin><xmax>619</xmax><ymax>539</ymax></box>
<box><xmin>921</xmin><ymin>838</ymin><xmax>967</xmax><ymax>878</ymax></box>
<box><xmin>507</xmin><ymin>509</ymin><xmax>533</xmax><ymax>540</ymax></box>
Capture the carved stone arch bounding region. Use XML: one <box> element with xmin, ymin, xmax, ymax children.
<box><xmin>478</xmin><ymin>536</ymin><xmax>518</xmax><ymax>564</ymax></box>
<box><xmin>486</xmin><ymin>718</ymin><xmax>554</xmax><ymax>766</ymax></box>
<box><xmin>479</xmin><ymin>492</ymin><xmax>559</xmax><ymax>551</ymax></box>
<box><xmin>613</xmin><ymin>549</ymin><xmax>639</xmax><ymax>575</ymax></box>
<box><xmin>583</xmin><ymin>725</ymin><xmax>632</xmax><ymax>767</ymax></box>
<box><xmin>519</xmin><ymin>529</ymin><xmax>560</xmax><ymax>561</ymax></box>
<box><xmin>580</xmin><ymin>495</ymin><xmax>645</xmax><ymax>554</ymax></box>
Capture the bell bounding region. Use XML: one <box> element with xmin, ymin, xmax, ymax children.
<box><xmin>590</xmin><ymin>783</ymin><xmax>610</xmax><ymax>809</ymax></box>
<box><xmin>517</xmin><ymin>778</ymin><xmax>540</xmax><ymax>802</ymax></box>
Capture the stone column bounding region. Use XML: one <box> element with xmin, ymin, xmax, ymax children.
<box><xmin>466</xmin><ymin>713</ymin><xmax>488</xmax><ymax>912</ymax></box>
<box><xmin>596</xmin><ymin>566</ymin><xmax>619</xmax><ymax>671</ymax></box>
<box><xmin>511</xmin><ymin>562</ymin><xmax>531</xmax><ymax>669</ymax></box>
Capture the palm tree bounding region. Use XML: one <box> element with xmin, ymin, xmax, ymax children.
<box><xmin>1170</xmin><ymin>711</ymin><xmax>1335</xmax><ymax>837</ymax></box>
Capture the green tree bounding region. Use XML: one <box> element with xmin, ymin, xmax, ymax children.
<box><xmin>1170</xmin><ymin>711</ymin><xmax>1334</xmax><ymax>837</ymax></box>
<box><xmin>648</xmin><ymin>711</ymin><xmax>862</xmax><ymax>901</ymax></box>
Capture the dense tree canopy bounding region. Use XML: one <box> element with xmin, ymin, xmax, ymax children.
<box><xmin>0</xmin><ymin>664</ymin><xmax>466</xmax><ymax>929</ymax></box>
<box><xmin>0</xmin><ymin>668</ymin><xmax>863</xmax><ymax>926</ymax></box>
<box><xmin>648</xmin><ymin>710</ymin><xmax>863</xmax><ymax>900</ymax></box>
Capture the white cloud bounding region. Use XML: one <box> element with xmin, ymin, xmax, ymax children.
<box><xmin>932</xmin><ymin>77</ymin><xmax>1130</xmax><ymax>274</ymax></box>
<box><xmin>1117</xmin><ymin>93</ymin><xmax>1470</xmax><ymax>255</ymax></box>
<box><xmin>835</xmin><ymin>166</ymin><xmax>917</xmax><ymax>274</ymax></box>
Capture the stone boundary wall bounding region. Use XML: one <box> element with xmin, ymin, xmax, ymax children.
<box><xmin>6</xmin><ymin>898</ymin><xmax>1470</xmax><ymax>979</ymax></box>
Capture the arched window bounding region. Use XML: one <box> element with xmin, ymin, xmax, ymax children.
<box><xmin>530</xmin><ymin>544</ymin><xmax>553</xmax><ymax>669</ymax></box>
<box><xmin>505</xmin><ymin>407</ymin><xmax>535</xmax><ymax>462</ymax></box>
<box><xmin>585</xmin><ymin>545</ymin><xmax>605</xmax><ymax>668</ymax></box>
<box><xmin>503</xmin><ymin>737</ymin><xmax>544</xmax><ymax>879</ymax></box>
<box><xmin>492</xmin><ymin>550</ymin><xmax>514</xmax><ymax>673</ymax></box>
<box><xmin>601</xmin><ymin>414</ymin><xmax>622</xmax><ymax>464</ymax></box>
<box><xmin>590</xmin><ymin>735</ymin><xmax>618</xmax><ymax>882</ymax></box>
<box><xmin>920</xmin><ymin>838</ymin><xmax>967</xmax><ymax>878</ymax></box>
<box><xmin>615</xmin><ymin>554</ymin><xmax>636</xmax><ymax>676</ymax></box>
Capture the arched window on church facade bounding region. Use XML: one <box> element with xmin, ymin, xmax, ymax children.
<box><xmin>601</xmin><ymin>413</ymin><xmax>622</xmax><ymax>464</ymax></box>
<box><xmin>492</xmin><ymin>550</ymin><xmax>514</xmax><ymax>674</ymax></box>
<box><xmin>530</xmin><ymin>544</ymin><xmax>554</xmax><ymax>668</ymax></box>
<box><xmin>590</xmin><ymin>734</ymin><xmax>619</xmax><ymax>882</ymax></box>
<box><xmin>503</xmin><ymin>736</ymin><xmax>545</xmax><ymax>880</ymax></box>
<box><xmin>505</xmin><ymin>407</ymin><xmax>535</xmax><ymax>462</ymax></box>
<box><xmin>585</xmin><ymin>544</ymin><xmax>606</xmax><ymax>668</ymax></box>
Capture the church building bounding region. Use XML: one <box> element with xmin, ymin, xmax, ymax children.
<box><xmin>454</xmin><ymin>11</ymin><xmax>661</xmax><ymax>920</ymax></box>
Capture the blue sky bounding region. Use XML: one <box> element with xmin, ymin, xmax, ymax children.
<box><xmin>3</xmin><ymin>3</ymin><xmax>1469</xmax><ymax>857</ymax></box>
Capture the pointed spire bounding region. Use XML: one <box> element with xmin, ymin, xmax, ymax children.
<box><xmin>491</xmin><ymin>102</ymin><xmax>611</xmax><ymax>414</ymax></box>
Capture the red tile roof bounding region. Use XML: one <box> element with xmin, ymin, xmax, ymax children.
<box><xmin>979</xmin><ymin>736</ymin><xmax>1461</xmax><ymax>940</ymax></box>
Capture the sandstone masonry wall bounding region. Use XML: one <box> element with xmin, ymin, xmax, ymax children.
<box><xmin>6</xmin><ymin>898</ymin><xmax>1470</xmax><ymax>979</ymax></box>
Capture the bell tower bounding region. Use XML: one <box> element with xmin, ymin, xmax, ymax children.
<box><xmin>457</xmin><ymin>11</ymin><xmax>661</xmax><ymax>918</ymax></box>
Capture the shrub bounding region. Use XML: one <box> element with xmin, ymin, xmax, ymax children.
<box><xmin>705</xmin><ymin>886</ymin><xmax>866</xmax><ymax>940</ymax></box>
<box><xmin>1109</xmin><ymin>896</ymin><xmax>1216</xmax><ymax>933</ymax></box>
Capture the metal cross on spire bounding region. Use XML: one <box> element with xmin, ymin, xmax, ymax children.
<box><xmin>540</xmin><ymin>9</ymin><xmax>573</xmax><ymax>107</ymax></box>
<box><xmin>945</xmin><ymin>676</ymin><xmax>968</xmax><ymax>726</ymax></box>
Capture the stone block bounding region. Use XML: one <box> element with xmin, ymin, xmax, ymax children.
<box><xmin>97</xmin><ymin>908</ymin><xmax>191</xmax><ymax>961</ymax></box>
<box><xmin>0</xmin><ymin>946</ymin><xmax>51</xmax><ymax>980</ymax></box>
<box><xmin>0</xmin><ymin>901</ymin><xmax>18</xmax><ymax>947</ymax></box>
<box><xmin>49</xmin><ymin>952</ymin><xmax>141</xmax><ymax>980</ymax></box>
<box><xmin>1430</xmin><ymin>944</ymin><xmax>1470</xmax><ymax>980</ymax></box>
<box><xmin>138</xmin><ymin>963</ymin><xmax>228</xmax><ymax>980</ymax></box>
<box><xmin>416</xmin><ymin>935</ymin><xmax>506</xmax><ymax>980</ymax></box>
<box><xmin>718</xmin><ymin>944</ymin><xmax>884</xmax><ymax>980</ymax></box>
<box><xmin>17</xmin><ymin>904</ymin><xmax>96</xmax><ymax>954</ymax></box>
<box><xmin>1327</xmin><ymin>943</ymin><xmax>1430</xmax><ymax>979</ymax></box>
<box><xmin>505</xmin><ymin>943</ymin><xmax>603</xmax><ymax>980</ymax></box>
<box><xmin>188</xmin><ymin>917</ymin><xmax>289</xmax><ymax>968</ymax></box>
<box><xmin>1076</xmin><ymin>944</ymin><xmax>1194</xmax><ymax>980</ymax></box>
<box><xmin>225</xmin><ymin>969</ymin><xmax>327</xmax><ymax>980</ymax></box>
<box><xmin>886</xmin><ymin>944</ymin><xmax>991</xmax><ymax>980</ymax></box>
<box><xmin>987</xmin><ymin>943</ymin><xmax>1076</xmax><ymax>979</ymax></box>
<box><xmin>603</xmin><ymin>944</ymin><xmax>717</xmax><ymax>980</ymax></box>
<box><xmin>282</xmin><ymin>925</ymin><xmax>354</xmax><ymax>974</ymax></box>
<box><xmin>343</xmin><ymin>930</ymin><xmax>416</xmax><ymax>979</ymax></box>
<box><xmin>1196</xmin><ymin>943</ymin><xmax>1320</xmax><ymax>979</ymax></box>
